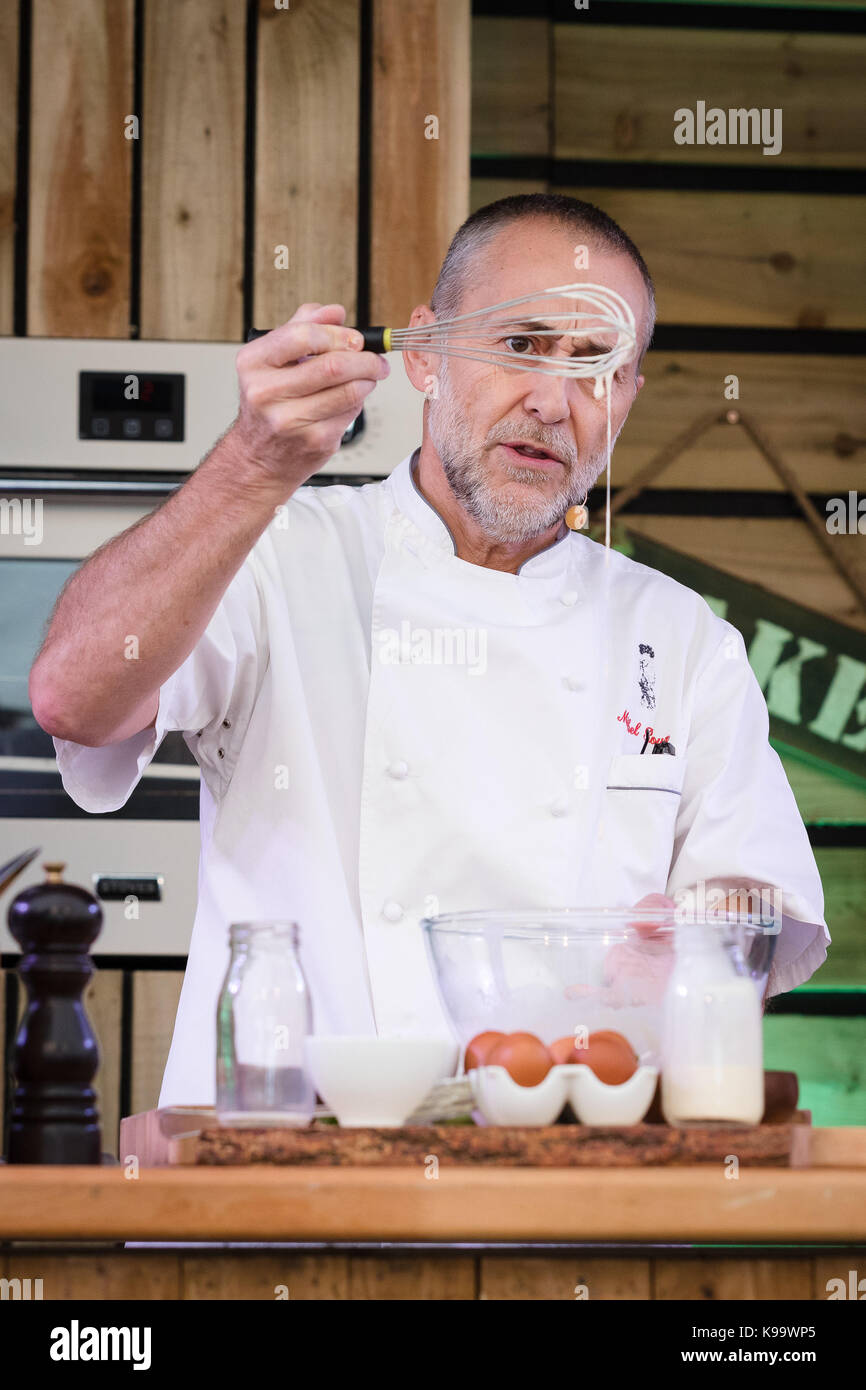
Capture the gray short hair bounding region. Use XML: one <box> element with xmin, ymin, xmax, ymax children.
<box><xmin>430</xmin><ymin>193</ymin><xmax>656</xmax><ymax>364</ymax></box>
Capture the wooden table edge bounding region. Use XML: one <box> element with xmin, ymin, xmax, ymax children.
<box><xmin>2</xmin><ymin>1165</ymin><xmax>866</xmax><ymax>1243</ymax></box>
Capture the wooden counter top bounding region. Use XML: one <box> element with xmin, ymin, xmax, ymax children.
<box><xmin>2</xmin><ymin>1154</ymin><xmax>866</xmax><ymax>1244</ymax></box>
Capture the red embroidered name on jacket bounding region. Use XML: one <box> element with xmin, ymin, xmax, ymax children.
<box><xmin>617</xmin><ymin>708</ymin><xmax>670</xmax><ymax>743</ymax></box>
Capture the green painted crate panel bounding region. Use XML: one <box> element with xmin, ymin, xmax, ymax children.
<box><xmin>763</xmin><ymin>1016</ymin><xmax>866</xmax><ymax>1125</ymax></box>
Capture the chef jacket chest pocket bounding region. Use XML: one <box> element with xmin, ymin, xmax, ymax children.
<box><xmin>603</xmin><ymin>752</ymin><xmax>686</xmax><ymax>853</ymax></box>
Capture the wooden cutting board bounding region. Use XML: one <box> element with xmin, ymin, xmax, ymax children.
<box><xmin>119</xmin><ymin>1072</ymin><xmax>812</xmax><ymax>1168</ymax></box>
<box><xmin>177</xmin><ymin>1118</ymin><xmax>812</xmax><ymax>1168</ymax></box>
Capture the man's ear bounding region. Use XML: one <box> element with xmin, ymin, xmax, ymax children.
<box><xmin>402</xmin><ymin>305</ymin><xmax>442</xmax><ymax>394</ymax></box>
<box><xmin>635</xmin><ymin>371</ymin><xmax>645</xmax><ymax>396</ymax></box>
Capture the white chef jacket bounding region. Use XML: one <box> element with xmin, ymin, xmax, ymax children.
<box><xmin>54</xmin><ymin>448</ymin><xmax>829</xmax><ymax>1106</ymax></box>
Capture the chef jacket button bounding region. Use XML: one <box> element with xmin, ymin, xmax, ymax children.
<box><xmin>551</xmin><ymin>796</ymin><xmax>569</xmax><ymax>817</ymax></box>
<box><xmin>561</xmin><ymin>590</ymin><xmax>579</xmax><ymax>607</ymax></box>
<box><xmin>387</xmin><ymin>760</ymin><xmax>409</xmax><ymax>779</ymax></box>
<box><xmin>217</xmin><ymin>748</ymin><xmax>225</xmax><ymax>759</ymax></box>
<box><xmin>382</xmin><ymin>899</ymin><xmax>404</xmax><ymax>922</ymax></box>
<box><xmin>563</xmin><ymin>675</ymin><xmax>582</xmax><ymax>691</ymax></box>
<box><xmin>222</xmin><ymin>718</ymin><xmax>231</xmax><ymax>729</ymax></box>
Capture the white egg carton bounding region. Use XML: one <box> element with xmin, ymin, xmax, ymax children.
<box><xmin>468</xmin><ymin>1063</ymin><xmax>659</xmax><ymax>1127</ymax></box>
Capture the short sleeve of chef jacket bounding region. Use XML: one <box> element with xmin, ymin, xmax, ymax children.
<box><xmin>667</xmin><ymin>620</ymin><xmax>830</xmax><ymax>1000</ymax></box>
<box><xmin>52</xmin><ymin>553</ymin><xmax>267</xmax><ymax>813</ymax></box>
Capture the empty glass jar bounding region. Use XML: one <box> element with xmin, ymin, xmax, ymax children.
<box><xmin>216</xmin><ymin>921</ymin><xmax>316</xmax><ymax>1128</ymax></box>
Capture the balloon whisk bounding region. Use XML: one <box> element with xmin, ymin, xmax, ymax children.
<box><xmin>366</xmin><ymin>282</ymin><xmax>638</xmax><ymax>381</ymax></box>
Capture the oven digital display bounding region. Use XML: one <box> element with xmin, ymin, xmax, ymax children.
<box><xmin>79</xmin><ymin>371</ymin><xmax>185</xmax><ymax>441</ymax></box>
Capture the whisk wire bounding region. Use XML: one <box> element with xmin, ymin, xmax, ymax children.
<box><xmin>387</xmin><ymin>283</ymin><xmax>637</xmax><ymax>379</ymax></box>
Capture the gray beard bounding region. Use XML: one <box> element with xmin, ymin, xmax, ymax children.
<box><xmin>427</xmin><ymin>360</ymin><xmax>613</xmax><ymax>545</ymax></box>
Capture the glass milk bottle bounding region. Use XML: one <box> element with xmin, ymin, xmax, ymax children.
<box><xmin>661</xmin><ymin>922</ymin><xmax>763</xmax><ymax>1126</ymax></box>
<box><xmin>216</xmin><ymin>921</ymin><xmax>316</xmax><ymax>1128</ymax></box>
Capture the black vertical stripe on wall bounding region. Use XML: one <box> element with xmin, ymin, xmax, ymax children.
<box><xmin>119</xmin><ymin>968</ymin><xmax>134</xmax><ymax>1132</ymax></box>
<box><xmin>242</xmin><ymin>0</ymin><xmax>258</xmax><ymax>339</ymax></box>
<box><xmin>355</xmin><ymin>0</ymin><xmax>374</xmax><ymax>329</ymax></box>
<box><xmin>12</xmin><ymin>0</ymin><xmax>32</xmax><ymax>337</ymax></box>
<box><xmin>128</xmin><ymin>0</ymin><xmax>144</xmax><ymax>339</ymax></box>
<box><xmin>546</xmin><ymin>9</ymin><xmax>556</xmax><ymax>162</ymax></box>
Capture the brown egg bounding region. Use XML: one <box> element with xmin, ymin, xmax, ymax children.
<box><xmin>579</xmin><ymin>1030</ymin><xmax>639</xmax><ymax>1085</ymax></box>
<box><xmin>487</xmin><ymin>1032</ymin><xmax>553</xmax><ymax>1087</ymax></box>
<box><xmin>464</xmin><ymin>1030</ymin><xmax>506</xmax><ymax>1072</ymax></box>
<box><xmin>549</xmin><ymin>1035</ymin><xmax>581</xmax><ymax>1065</ymax></box>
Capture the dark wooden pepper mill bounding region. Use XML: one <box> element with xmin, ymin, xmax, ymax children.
<box><xmin>6</xmin><ymin>861</ymin><xmax>103</xmax><ymax>1164</ymax></box>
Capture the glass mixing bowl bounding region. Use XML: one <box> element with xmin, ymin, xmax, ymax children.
<box><xmin>421</xmin><ymin>907</ymin><xmax>778</xmax><ymax>1067</ymax></box>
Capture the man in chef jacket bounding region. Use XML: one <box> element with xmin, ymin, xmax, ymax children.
<box><xmin>31</xmin><ymin>193</ymin><xmax>828</xmax><ymax>1107</ymax></box>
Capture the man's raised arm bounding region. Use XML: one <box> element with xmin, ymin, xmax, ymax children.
<box><xmin>29</xmin><ymin>304</ymin><xmax>389</xmax><ymax>747</ymax></box>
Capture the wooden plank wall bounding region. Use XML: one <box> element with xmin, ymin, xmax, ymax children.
<box><xmin>471</xmin><ymin>18</ymin><xmax>866</xmax><ymax>613</ymax></box>
<box><xmin>1</xmin><ymin>0</ymin><xmax>470</xmax><ymax>337</ymax></box>
<box><xmin>129</xmin><ymin>971</ymin><xmax>185</xmax><ymax>1121</ymax></box>
<box><xmin>554</xmin><ymin>27</ymin><xmax>865</xmax><ymax>169</ymax></box>
<box><xmin>27</xmin><ymin>0</ymin><xmax>134</xmax><ymax>337</ymax></box>
<box><xmin>370</xmin><ymin>0</ymin><xmax>471</xmax><ymax>325</ymax></box>
<box><xmin>560</xmin><ymin>187</ymin><xmax>864</xmax><ymax>330</ymax></box>
<box><xmin>254</xmin><ymin>0</ymin><xmax>361</xmax><ymax>328</ymax></box>
<box><xmin>1</xmin><ymin>1247</ymin><xmax>864</xmax><ymax>1300</ymax></box>
<box><xmin>140</xmin><ymin>0</ymin><xmax>246</xmax><ymax>340</ymax></box>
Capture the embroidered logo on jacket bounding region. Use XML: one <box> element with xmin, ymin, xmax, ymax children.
<box><xmin>638</xmin><ymin>643</ymin><xmax>656</xmax><ymax>709</ymax></box>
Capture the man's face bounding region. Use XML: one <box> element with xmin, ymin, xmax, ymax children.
<box><xmin>415</xmin><ymin>220</ymin><xmax>650</xmax><ymax>545</ymax></box>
